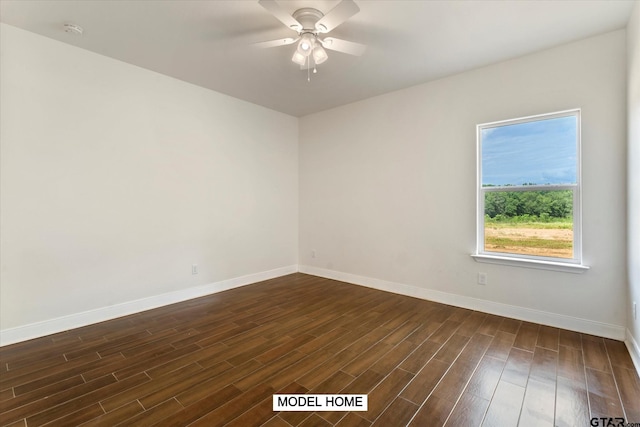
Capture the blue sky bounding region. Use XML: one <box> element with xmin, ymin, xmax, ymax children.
<box><xmin>481</xmin><ymin>115</ymin><xmax>577</xmax><ymax>186</ymax></box>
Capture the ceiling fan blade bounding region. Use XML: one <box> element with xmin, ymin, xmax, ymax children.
<box><xmin>253</xmin><ymin>37</ymin><xmax>298</xmax><ymax>49</ymax></box>
<box><xmin>314</xmin><ymin>0</ymin><xmax>360</xmax><ymax>33</ymax></box>
<box><xmin>258</xmin><ymin>0</ymin><xmax>302</xmax><ymax>32</ymax></box>
<box><xmin>321</xmin><ymin>37</ymin><xmax>367</xmax><ymax>56</ymax></box>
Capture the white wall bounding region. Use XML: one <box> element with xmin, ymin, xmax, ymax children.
<box><xmin>299</xmin><ymin>30</ymin><xmax>628</xmax><ymax>337</ymax></box>
<box><xmin>0</xmin><ymin>24</ymin><xmax>298</xmax><ymax>337</ymax></box>
<box><xmin>1</xmin><ymin>21</ymin><xmax>632</xmax><ymax>346</ymax></box>
<box><xmin>628</xmin><ymin>1</ymin><xmax>640</xmax><ymax>365</ymax></box>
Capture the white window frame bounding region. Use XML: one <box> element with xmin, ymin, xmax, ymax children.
<box><xmin>472</xmin><ymin>109</ymin><xmax>589</xmax><ymax>273</ymax></box>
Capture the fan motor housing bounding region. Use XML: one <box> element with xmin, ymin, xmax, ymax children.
<box><xmin>292</xmin><ymin>8</ymin><xmax>324</xmax><ymax>31</ymax></box>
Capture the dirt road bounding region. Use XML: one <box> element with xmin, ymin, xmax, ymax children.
<box><xmin>484</xmin><ymin>226</ymin><xmax>573</xmax><ymax>258</ymax></box>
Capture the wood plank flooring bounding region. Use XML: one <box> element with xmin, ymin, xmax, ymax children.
<box><xmin>1</xmin><ymin>273</ymin><xmax>639</xmax><ymax>426</ymax></box>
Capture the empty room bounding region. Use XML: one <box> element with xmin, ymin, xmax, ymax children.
<box><xmin>1</xmin><ymin>0</ymin><xmax>640</xmax><ymax>426</ymax></box>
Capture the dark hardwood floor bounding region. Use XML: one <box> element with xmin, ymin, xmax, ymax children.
<box><xmin>1</xmin><ymin>273</ymin><xmax>639</xmax><ymax>426</ymax></box>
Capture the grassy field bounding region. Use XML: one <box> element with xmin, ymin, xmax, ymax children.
<box><xmin>484</xmin><ymin>219</ymin><xmax>573</xmax><ymax>258</ymax></box>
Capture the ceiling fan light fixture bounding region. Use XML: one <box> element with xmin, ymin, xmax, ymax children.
<box><xmin>291</xmin><ymin>51</ymin><xmax>307</xmax><ymax>65</ymax></box>
<box><xmin>312</xmin><ymin>45</ymin><xmax>328</xmax><ymax>65</ymax></box>
<box><xmin>256</xmin><ymin>0</ymin><xmax>366</xmax><ymax>76</ymax></box>
<box><xmin>297</xmin><ymin>33</ymin><xmax>315</xmax><ymax>56</ymax></box>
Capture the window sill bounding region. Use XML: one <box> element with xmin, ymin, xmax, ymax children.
<box><xmin>471</xmin><ymin>254</ymin><xmax>590</xmax><ymax>273</ymax></box>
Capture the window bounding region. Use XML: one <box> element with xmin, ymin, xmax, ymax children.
<box><xmin>473</xmin><ymin>109</ymin><xmax>588</xmax><ymax>272</ymax></box>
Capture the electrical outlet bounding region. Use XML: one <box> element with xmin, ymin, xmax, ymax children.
<box><xmin>478</xmin><ymin>273</ymin><xmax>487</xmax><ymax>285</ymax></box>
<box><xmin>192</xmin><ymin>264</ymin><xmax>198</xmax><ymax>275</ymax></box>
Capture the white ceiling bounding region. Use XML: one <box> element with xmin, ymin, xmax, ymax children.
<box><xmin>0</xmin><ymin>0</ymin><xmax>635</xmax><ymax>117</ymax></box>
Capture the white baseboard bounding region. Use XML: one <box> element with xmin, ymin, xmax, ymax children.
<box><xmin>626</xmin><ymin>329</ymin><xmax>640</xmax><ymax>378</ymax></box>
<box><xmin>299</xmin><ymin>265</ymin><xmax>626</xmax><ymax>341</ymax></box>
<box><xmin>0</xmin><ymin>265</ymin><xmax>298</xmax><ymax>347</ymax></box>
<box><xmin>3</xmin><ymin>264</ymin><xmax>630</xmax><ymax>352</ymax></box>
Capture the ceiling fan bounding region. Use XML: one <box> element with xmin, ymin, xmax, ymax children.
<box><xmin>254</xmin><ymin>0</ymin><xmax>366</xmax><ymax>74</ymax></box>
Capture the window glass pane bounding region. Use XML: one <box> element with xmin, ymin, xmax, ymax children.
<box><xmin>484</xmin><ymin>190</ymin><xmax>573</xmax><ymax>259</ymax></box>
<box><xmin>481</xmin><ymin>116</ymin><xmax>577</xmax><ymax>187</ymax></box>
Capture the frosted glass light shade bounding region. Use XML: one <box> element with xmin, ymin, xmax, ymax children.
<box><xmin>292</xmin><ymin>51</ymin><xmax>306</xmax><ymax>65</ymax></box>
<box><xmin>297</xmin><ymin>33</ymin><xmax>315</xmax><ymax>57</ymax></box>
<box><xmin>312</xmin><ymin>45</ymin><xmax>328</xmax><ymax>65</ymax></box>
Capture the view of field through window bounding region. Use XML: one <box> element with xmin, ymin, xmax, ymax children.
<box><xmin>480</xmin><ymin>113</ymin><xmax>578</xmax><ymax>260</ymax></box>
<box><xmin>483</xmin><ymin>190</ymin><xmax>573</xmax><ymax>258</ymax></box>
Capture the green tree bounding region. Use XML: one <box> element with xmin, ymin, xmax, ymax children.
<box><xmin>484</xmin><ymin>190</ymin><xmax>572</xmax><ymax>220</ymax></box>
